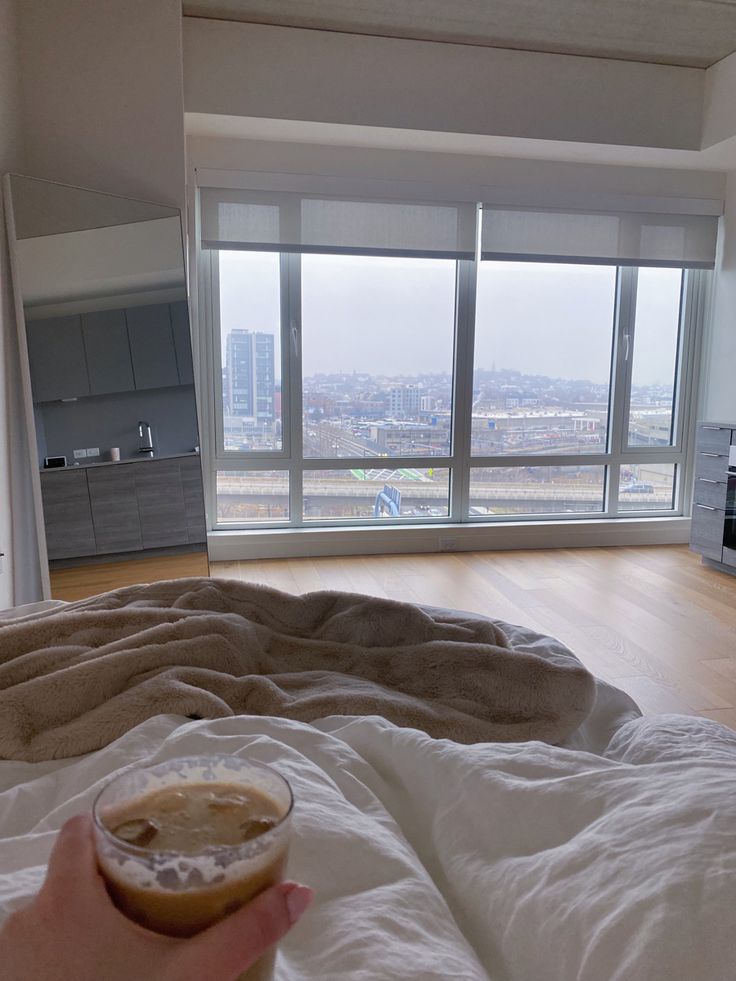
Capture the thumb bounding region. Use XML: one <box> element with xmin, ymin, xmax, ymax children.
<box><xmin>168</xmin><ymin>881</ymin><xmax>313</xmax><ymax>981</ymax></box>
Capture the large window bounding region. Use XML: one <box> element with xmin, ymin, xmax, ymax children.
<box><xmin>473</xmin><ymin>262</ymin><xmax>617</xmax><ymax>456</ymax></box>
<box><xmin>200</xmin><ymin>186</ymin><xmax>715</xmax><ymax>532</ymax></box>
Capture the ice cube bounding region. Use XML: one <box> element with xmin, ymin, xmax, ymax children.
<box><xmin>111</xmin><ymin>818</ymin><xmax>159</xmax><ymax>847</ymax></box>
<box><xmin>239</xmin><ymin>818</ymin><xmax>276</xmax><ymax>841</ymax></box>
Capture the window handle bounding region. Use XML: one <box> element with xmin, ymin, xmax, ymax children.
<box><xmin>623</xmin><ymin>332</ymin><xmax>631</xmax><ymax>361</ymax></box>
<box><xmin>290</xmin><ymin>320</ymin><xmax>300</xmax><ymax>357</ymax></box>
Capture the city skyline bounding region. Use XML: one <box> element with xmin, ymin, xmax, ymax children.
<box><xmin>219</xmin><ymin>250</ymin><xmax>682</xmax><ymax>388</ymax></box>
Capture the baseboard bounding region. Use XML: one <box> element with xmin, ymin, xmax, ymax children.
<box><xmin>208</xmin><ymin>517</ymin><xmax>692</xmax><ymax>561</ymax></box>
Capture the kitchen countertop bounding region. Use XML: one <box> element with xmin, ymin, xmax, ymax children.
<box><xmin>40</xmin><ymin>451</ymin><xmax>201</xmax><ymax>473</ymax></box>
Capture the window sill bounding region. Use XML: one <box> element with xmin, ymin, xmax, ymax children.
<box><xmin>207</xmin><ymin>516</ymin><xmax>691</xmax><ymax>561</ymax></box>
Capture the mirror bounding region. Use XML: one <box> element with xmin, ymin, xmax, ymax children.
<box><xmin>4</xmin><ymin>175</ymin><xmax>208</xmax><ymax>600</ymax></box>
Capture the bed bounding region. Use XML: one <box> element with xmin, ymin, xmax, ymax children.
<box><xmin>0</xmin><ymin>579</ymin><xmax>734</xmax><ymax>980</ymax></box>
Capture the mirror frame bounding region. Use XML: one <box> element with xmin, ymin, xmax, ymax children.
<box><xmin>3</xmin><ymin>173</ymin><xmax>203</xmax><ymax>600</ymax></box>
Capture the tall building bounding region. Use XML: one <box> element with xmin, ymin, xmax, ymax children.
<box><xmin>389</xmin><ymin>384</ymin><xmax>421</xmax><ymax>418</ymax></box>
<box><xmin>225</xmin><ymin>330</ymin><xmax>275</xmax><ymax>420</ymax></box>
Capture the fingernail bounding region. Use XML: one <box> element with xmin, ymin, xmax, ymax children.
<box><xmin>283</xmin><ymin>883</ymin><xmax>314</xmax><ymax>924</ymax></box>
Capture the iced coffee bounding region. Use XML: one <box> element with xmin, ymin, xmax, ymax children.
<box><xmin>93</xmin><ymin>756</ymin><xmax>293</xmax><ymax>981</ymax></box>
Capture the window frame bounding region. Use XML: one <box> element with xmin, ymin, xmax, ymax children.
<box><xmin>201</xmin><ymin>243</ymin><xmax>708</xmax><ymax>531</ymax></box>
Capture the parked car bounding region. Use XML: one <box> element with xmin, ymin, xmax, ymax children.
<box><xmin>621</xmin><ymin>481</ymin><xmax>655</xmax><ymax>493</ymax></box>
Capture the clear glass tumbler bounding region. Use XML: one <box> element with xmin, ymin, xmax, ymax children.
<box><xmin>93</xmin><ymin>755</ymin><xmax>293</xmax><ymax>981</ymax></box>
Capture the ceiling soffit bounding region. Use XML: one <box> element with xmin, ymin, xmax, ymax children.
<box><xmin>183</xmin><ymin>0</ymin><xmax>736</xmax><ymax>69</ymax></box>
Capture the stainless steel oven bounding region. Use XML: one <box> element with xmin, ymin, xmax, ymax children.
<box><xmin>725</xmin><ymin>447</ymin><xmax>736</xmax><ymax>550</ymax></box>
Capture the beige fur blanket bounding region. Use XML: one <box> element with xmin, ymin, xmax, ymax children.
<box><xmin>0</xmin><ymin>577</ymin><xmax>596</xmax><ymax>762</ymax></box>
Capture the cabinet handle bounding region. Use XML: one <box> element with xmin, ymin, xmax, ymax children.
<box><xmin>700</xmin><ymin>452</ymin><xmax>724</xmax><ymax>458</ymax></box>
<box><xmin>695</xmin><ymin>503</ymin><xmax>718</xmax><ymax>511</ymax></box>
<box><xmin>701</xmin><ymin>426</ymin><xmax>726</xmax><ymax>430</ymax></box>
<box><xmin>697</xmin><ymin>478</ymin><xmax>722</xmax><ymax>484</ymax></box>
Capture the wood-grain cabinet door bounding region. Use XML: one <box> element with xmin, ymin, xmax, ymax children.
<box><xmin>131</xmin><ymin>461</ymin><xmax>189</xmax><ymax>548</ymax></box>
<box><xmin>179</xmin><ymin>455</ymin><xmax>207</xmax><ymax>543</ymax></box>
<box><xmin>40</xmin><ymin>470</ymin><xmax>96</xmax><ymax>560</ymax></box>
<box><xmin>87</xmin><ymin>466</ymin><xmax>143</xmax><ymax>554</ymax></box>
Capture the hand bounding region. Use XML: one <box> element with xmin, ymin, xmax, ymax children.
<box><xmin>0</xmin><ymin>814</ymin><xmax>313</xmax><ymax>981</ymax></box>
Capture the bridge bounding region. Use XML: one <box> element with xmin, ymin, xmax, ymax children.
<box><xmin>216</xmin><ymin>475</ymin><xmax>672</xmax><ymax>519</ymax></box>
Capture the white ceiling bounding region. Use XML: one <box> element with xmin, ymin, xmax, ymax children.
<box><xmin>183</xmin><ymin>0</ymin><xmax>736</xmax><ymax>69</ymax></box>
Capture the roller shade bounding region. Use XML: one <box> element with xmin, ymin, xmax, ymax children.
<box><xmin>480</xmin><ymin>205</ymin><xmax>719</xmax><ymax>268</ymax></box>
<box><xmin>200</xmin><ymin>187</ymin><xmax>476</xmax><ymax>259</ymax></box>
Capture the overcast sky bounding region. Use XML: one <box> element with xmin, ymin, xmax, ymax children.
<box><xmin>219</xmin><ymin>251</ymin><xmax>681</xmax><ymax>387</ymax></box>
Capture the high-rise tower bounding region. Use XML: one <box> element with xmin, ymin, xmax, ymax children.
<box><xmin>225</xmin><ymin>330</ymin><xmax>275</xmax><ymax>420</ymax></box>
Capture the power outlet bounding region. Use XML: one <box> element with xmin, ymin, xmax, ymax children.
<box><xmin>439</xmin><ymin>537</ymin><xmax>458</xmax><ymax>552</ymax></box>
<box><xmin>73</xmin><ymin>448</ymin><xmax>88</xmax><ymax>459</ymax></box>
<box><xmin>86</xmin><ymin>447</ymin><xmax>100</xmax><ymax>457</ymax></box>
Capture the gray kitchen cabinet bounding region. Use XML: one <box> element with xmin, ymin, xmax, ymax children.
<box><xmin>126</xmin><ymin>304</ymin><xmax>180</xmax><ymax>390</ymax></box>
<box><xmin>81</xmin><ymin>309</ymin><xmax>135</xmax><ymax>395</ymax></box>
<box><xmin>40</xmin><ymin>470</ymin><xmax>96</xmax><ymax>560</ymax></box>
<box><xmin>690</xmin><ymin>502</ymin><xmax>726</xmax><ymax>562</ymax></box>
<box><xmin>180</xmin><ymin>455</ymin><xmax>207</xmax><ymax>543</ymax></box>
<box><xmin>26</xmin><ymin>316</ymin><xmax>90</xmax><ymax>402</ymax></box>
<box><xmin>41</xmin><ymin>456</ymin><xmax>205</xmax><ymax>561</ymax></box>
<box><xmin>170</xmin><ymin>301</ymin><xmax>194</xmax><ymax>386</ymax></box>
<box><xmin>690</xmin><ymin>422</ymin><xmax>734</xmax><ymax>566</ymax></box>
<box><xmin>131</xmin><ymin>460</ymin><xmax>188</xmax><ymax>548</ymax></box>
<box><xmin>87</xmin><ymin>466</ymin><xmax>143</xmax><ymax>554</ymax></box>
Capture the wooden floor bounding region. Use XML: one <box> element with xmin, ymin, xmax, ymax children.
<box><xmin>50</xmin><ymin>550</ymin><xmax>210</xmax><ymax>601</ymax></box>
<box><xmin>212</xmin><ymin>545</ymin><xmax>736</xmax><ymax>729</ymax></box>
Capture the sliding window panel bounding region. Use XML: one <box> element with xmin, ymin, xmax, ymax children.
<box><xmin>302</xmin><ymin>468</ymin><xmax>450</xmax><ymax>521</ymax></box>
<box><xmin>300</xmin><ymin>254</ymin><xmax>457</xmax><ymax>460</ymax></box>
<box><xmin>626</xmin><ymin>268</ymin><xmax>683</xmax><ymax>449</ymax></box>
<box><xmin>618</xmin><ymin>463</ymin><xmax>676</xmax><ymax>511</ymax></box>
<box><xmin>468</xmin><ymin>465</ymin><xmax>606</xmax><ymax>517</ymax></box>
<box><xmin>472</xmin><ymin>262</ymin><xmax>617</xmax><ymax>456</ymax></box>
<box><xmin>216</xmin><ymin>470</ymin><xmax>290</xmax><ymax>524</ymax></box>
<box><xmin>217</xmin><ymin>251</ymin><xmax>283</xmax><ymax>453</ymax></box>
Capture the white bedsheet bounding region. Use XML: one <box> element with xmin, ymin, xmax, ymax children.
<box><xmin>1</xmin><ymin>711</ymin><xmax>734</xmax><ymax>980</ymax></box>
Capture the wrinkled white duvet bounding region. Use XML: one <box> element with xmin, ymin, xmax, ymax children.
<box><xmin>0</xmin><ymin>711</ymin><xmax>734</xmax><ymax>980</ymax></box>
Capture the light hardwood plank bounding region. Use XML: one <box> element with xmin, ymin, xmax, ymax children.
<box><xmin>50</xmin><ymin>550</ymin><xmax>209</xmax><ymax>601</ymax></box>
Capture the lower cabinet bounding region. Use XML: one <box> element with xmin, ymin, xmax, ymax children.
<box><xmin>42</xmin><ymin>456</ymin><xmax>206</xmax><ymax>560</ymax></box>
<box><xmin>690</xmin><ymin>503</ymin><xmax>726</xmax><ymax>562</ymax></box>
<box><xmin>180</xmin><ymin>455</ymin><xmax>207</xmax><ymax>544</ymax></box>
<box><xmin>131</xmin><ymin>461</ymin><xmax>189</xmax><ymax>549</ymax></box>
<box><xmin>87</xmin><ymin>467</ymin><xmax>143</xmax><ymax>554</ymax></box>
<box><xmin>40</xmin><ymin>470</ymin><xmax>96</xmax><ymax>560</ymax></box>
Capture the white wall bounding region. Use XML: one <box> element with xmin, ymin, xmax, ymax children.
<box><xmin>183</xmin><ymin>18</ymin><xmax>705</xmax><ymax>152</ymax></box>
<box><xmin>703</xmin><ymin>52</ymin><xmax>736</xmax><ymax>150</ymax></box>
<box><xmin>702</xmin><ymin>171</ymin><xmax>736</xmax><ymax>422</ymax></box>
<box><xmin>0</xmin><ymin>0</ymin><xmax>32</xmax><ymax>609</ymax></box>
<box><xmin>16</xmin><ymin>0</ymin><xmax>186</xmax><ymax>210</ymax></box>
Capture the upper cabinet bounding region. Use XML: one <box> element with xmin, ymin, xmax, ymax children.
<box><xmin>81</xmin><ymin>309</ymin><xmax>135</xmax><ymax>395</ymax></box>
<box><xmin>27</xmin><ymin>301</ymin><xmax>193</xmax><ymax>402</ymax></box>
<box><xmin>126</xmin><ymin>304</ymin><xmax>180</xmax><ymax>390</ymax></box>
<box><xmin>170</xmin><ymin>300</ymin><xmax>194</xmax><ymax>386</ymax></box>
<box><xmin>26</xmin><ymin>315</ymin><xmax>91</xmax><ymax>402</ymax></box>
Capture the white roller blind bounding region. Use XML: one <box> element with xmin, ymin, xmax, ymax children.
<box><xmin>481</xmin><ymin>205</ymin><xmax>719</xmax><ymax>268</ymax></box>
<box><xmin>200</xmin><ymin>187</ymin><xmax>476</xmax><ymax>259</ymax></box>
